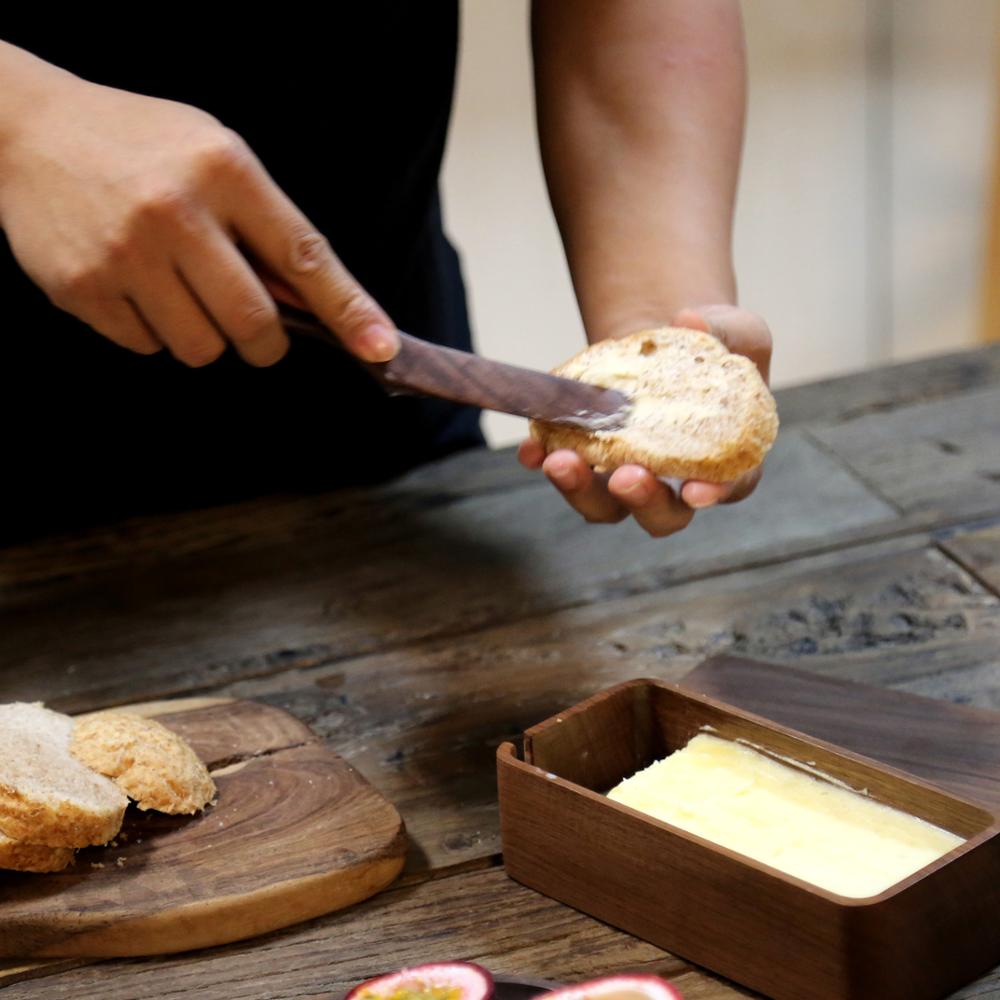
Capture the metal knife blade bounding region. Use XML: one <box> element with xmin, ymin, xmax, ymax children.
<box><xmin>279</xmin><ymin>305</ymin><xmax>630</xmax><ymax>432</ymax></box>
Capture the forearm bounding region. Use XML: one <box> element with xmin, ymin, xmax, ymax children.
<box><xmin>532</xmin><ymin>0</ymin><xmax>745</xmax><ymax>342</ymax></box>
<box><xmin>0</xmin><ymin>42</ymin><xmax>80</xmax><ymax>190</ymax></box>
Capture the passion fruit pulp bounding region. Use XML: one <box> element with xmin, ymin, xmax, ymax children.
<box><xmin>346</xmin><ymin>962</ymin><xmax>495</xmax><ymax>1000</ymax></box>
<box><xmin>540</xmin><ymin>974</ymin><xmax>682</xmax><ymax>1000</ymax></box>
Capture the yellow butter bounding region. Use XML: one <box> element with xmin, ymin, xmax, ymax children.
<box><xmin>607</xmin><ymin>734</ymin><xmax>963</xmax><ymax>898</ymax></box>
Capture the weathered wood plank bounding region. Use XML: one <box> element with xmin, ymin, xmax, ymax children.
<box><xmin>774</xmin><ymin>344</ymin><xmax>1000</xmax><ymax>427</ymax></box>
<box><xmin>5</xmin><ymin>862</ymin><xmax>993</xmax><ymax>1000</ymax></box>
<box><xmin>0</xmin><ymin>445</ymin><xmax>536</xmax><ymax>589</ymax></box>
<box><xmin>210</xmin><ymin>538</ymin><xmax>1000</xmax><ymax>873</ymax></box>
<box><xmin>6</xmin><ymin>343</ymin><xmax>997</xmax><ymax>585</ymax></box>
<box><xmin>953</xmin><ymin>968</ymin><xmax>1000</xmax><ymax>998</ymax></box>
<box><xmin>938</xmin><ymin>520</ymin><xmax>1000</xmax><ymax>596</ymax></box>
<box><xmin>809</xmin><ymin>386</ymin><xmax>1000</xmax><ymax>522</ymax></box>
<box><xmin>0</xmin><ymin>866</ymin><xmax>743</xmax><ymax>999</ymax></box>
<box><xmin>0</xmin><ymin>430</ymin><xmax>898</xmax><ymax>713</ymax></box>
<box><xmin>6</xmin><ymin>533</ymin><xmax>996</xmax><ymax>879</ymax></box>
<box><xmin>0</xmin><ymin>962</ymin><xmax>87</xmax><ymax>990</ymax></box>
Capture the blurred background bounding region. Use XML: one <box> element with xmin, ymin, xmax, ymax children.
<box><xmin>441</xmin><ymin>0</ymin><xmax>1000</xmax><ymax>446</ymax></box>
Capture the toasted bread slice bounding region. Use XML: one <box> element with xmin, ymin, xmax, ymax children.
<box><xmin>530</xmin><ymin>327</ymin><xmax>779</xmax><ymax>482</ymax></box>
<box><xmin>72</xmin><ymin>712</ymin><xmax>216</xmax><ymax>814</ymax></box>
<box><xmin>0</xmin><ymin>832</ymin><xmax>74</xmax><ymax>873</ymax></box>
<box><xmin>0</xmin><ymin>703</ymin><xmax>128</xmax><ymax>848</ymax></box>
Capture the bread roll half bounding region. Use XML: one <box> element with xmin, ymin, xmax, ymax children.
<box><xmin>0</xmin><ymin>833</ymin><xmax>73</xmax><ymax>873</ymax></box>
<box><xmin>72</xmin><ymin>712</ymin><xmax>216</xmax><ymax>814</ymax></box>
<box><xmin>0</xmin><ymin>703</ymin><xmax>127</xmax><ymax>848</ymax></box>
<box><xmin>530</xmin><ymin>327</ymin><xmax>778</xmax><ymax>482</ymax></box>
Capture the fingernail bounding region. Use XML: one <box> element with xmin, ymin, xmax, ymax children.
<box><xmin>684</xmin><ymin>486</ymin><xmax>720</xmax><ymax>509</ymax></box>
<box><xmin>550</xmin><ymin>465</ymin><xmax>579</xmax><ymax>491</ymax></box>
<box><xmin>620</xmin><ymin>481</ymin><xmax>650</xmax><ymax>504</ymax></box>
<box><xmin>357</xmin><ymin>325</ymin><xmax>399</xmax><ymax>362</ymax></box>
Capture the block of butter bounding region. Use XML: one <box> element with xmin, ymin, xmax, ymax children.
<box><xmin>607</xmin><ymin>733</ymin><xmax>964</xmax><ymax>898</ymax></box>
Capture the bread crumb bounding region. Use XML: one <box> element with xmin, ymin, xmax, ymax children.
<box><xmin>90</xmin><ymin>862</ymin><xmax>105</xmax><ymax>869</ymax></box>
<box><xmin>116</xmin><ymin>856</ymin><xmax>126</xmax><ymax>867</ymax></box>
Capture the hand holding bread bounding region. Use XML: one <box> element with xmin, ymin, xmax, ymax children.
<box><xmin>519</xmin><ymin>306</ymin><xmax>776</xmax><ymax>538</ymax></box>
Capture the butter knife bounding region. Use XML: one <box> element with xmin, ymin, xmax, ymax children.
<box><xmin>279</xmin><ymin>304</ymin><xmax>630</xmax><ymax>432</ymax></box>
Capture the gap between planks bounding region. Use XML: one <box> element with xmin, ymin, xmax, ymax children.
<box><xmin>799</xmin><ymin>425</ymin><xmax>905</xmax><ymax>514</ymax></box>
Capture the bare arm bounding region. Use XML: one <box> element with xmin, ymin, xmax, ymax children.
<box><xmin>532</xmin><ymin>0</ymin><xmax>745</xmax><ymax>340</ymax></box>
<box><xmin>524</xmin><ymin>2</ymin><xmax>771</xmax><ymax>536</ymax></box>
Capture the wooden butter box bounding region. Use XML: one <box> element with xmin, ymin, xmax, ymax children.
<box><xmin>497</xmin><ymin>679</ymin><xmax>1000</xmax><ymax>1000</ymax></box>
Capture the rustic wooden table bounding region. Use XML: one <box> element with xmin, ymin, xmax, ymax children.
<box><xmin>3</xmin><ymin>345</ymin><xmax>1000</xmax><ymax>999</ymax></box>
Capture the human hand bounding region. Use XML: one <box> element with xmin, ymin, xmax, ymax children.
<box><xmin>518</xmin><ymin>305</ymin><xmax>773</xmax><ymax>537</ymax></box>
<box><xmin>0</xmin><ymin>72</ymin><xmax>397</xmax><ymax>367</ymax></box>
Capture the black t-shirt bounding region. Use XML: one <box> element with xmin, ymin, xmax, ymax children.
<box><xmin>2</xmin><ymin>8</ymin><xmax>483</xmax><ymax>540</ymax></box>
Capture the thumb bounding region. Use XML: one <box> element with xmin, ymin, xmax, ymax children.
<box><xmin>672</xmin><ymin>305</ymin><xmax>772</xmax><ymax>384</ymax></box>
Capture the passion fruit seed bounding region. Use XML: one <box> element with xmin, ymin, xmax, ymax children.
<box><xmin>359</xmin><ymin>987</ymin><xmax>460</xmax><ymax>1000</ymax></box>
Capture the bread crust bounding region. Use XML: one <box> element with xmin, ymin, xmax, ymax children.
<box><xmin>0</xmin><ymin>834</ymin><xmax>74</xmax><ymax>873</ymax></box>
<box><xmin>529</xmin><ymin>327</ymin><xmax>778</xmax><ymax>482</ymax></box>
<box><xmin>72</xmin><ymin>712</ymin><xmax>216</xmax><ymax>814</ymax></box>
<box><xmin>0</xmin><ymin>784</ymin><xmax>124</xmax><ymax>848</ymax></box>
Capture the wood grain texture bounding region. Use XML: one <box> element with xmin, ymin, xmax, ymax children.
<box><xmin>0</xmin><ymin>701</ymin><xmax>405</xmax><ymax>959</ymax></box>
<box><xmin>201</xmin><ymin>538</ymin><xmax>1000</xmax><ymax>874</ymax></box>
<box><xmin>10</xmin><ymin>664</ymin><xmax>1000</xmax><ymax>999</ymax></box>
<box><xmin>773</xmin><ymin>344</ymin><xmax>1000</xmax><ymax>427</ymax></box>
<box><xmin>0</xmin><ymin>430</ymin><xmax>898</xmax><ymax>715</ymax></box>
<box><xmin>0</xmin><ymin>866</ymin><xmax>733</xmax><ymax>1000</ymax></box>
<box><xmin>809</xmin><ymin>386</ymin><xmax>1000</xmax><ymax>521</ymax></box>
<box><xmin>502</xmin><ymin>680</ymin><xmax>1000</xmax><ymax>1000</ymax></box>
<box><xmin>4</xmin><ymin>349</ymin><xmax>1000</xmax><ymax>997</ymax></box>
<box><xmin>938</xmin><ymin>521</ymin><xmax>1000</xmax><ymax>596</ymax></box>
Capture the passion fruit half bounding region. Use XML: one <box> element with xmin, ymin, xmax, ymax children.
<box><xmin>540</xmin><ymin>975</ymin><xmax>682</xmax><ymax>1000</ymax></box>
<box><xmin>346</xmin><ymin>962</ymin><xmax>495</xmax><ymax>1000</ymax></box>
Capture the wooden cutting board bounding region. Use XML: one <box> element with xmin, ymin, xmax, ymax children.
<box><xmin>679</xmin><ymin>654</ymin><xmax>1000</xmax><ymax>810</ymax></box>
<box><xmin>0</xmin><ymin>698</ymin><xmax>406</xmax><ymax>958</ymax></box>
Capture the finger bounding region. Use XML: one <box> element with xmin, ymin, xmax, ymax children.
<box><xmin>224</xmin><ymin>162</ymin><xmax>398</xmax><ymax>362</ymax></box>
<box><xmin>518</xmin><ymin>439</ymin><xmax>546</xmax><ymax>469</ymax></box>
<box><xmin>608</xmin><ymin>465</ymin><xmax>695</xmax><ymax>538</ymax></box>
<box><xmin>74</xmin><ymin>297</ymin><xmax>163</xmax><ymax>356</ymax></box>
<box><xmin>542</xmin><ymin>450</ymin><xmax>627</xmax><ymax>524</ymax></box>
<box><xmin>672</xmin><ymin>305</ymin><xmax>772</xmax><ymax>383</ymax></box>
<box><xmin>680</xmin><ymin>480</ymin><xmax>735</xmax><ymax>510</ymax></box>
<box><xmin>127</xmin><ymin>267</ymin><xmax>227</xmax><ymax>368</ymax></box>
<box><xmin>177</xmin><ymin>225</ymin><xmax>289</xmax><ymax>367</ymax></box>
<box><xmin>259</xmin><ymin>273</ymin><xmax>309</xmax><ymax>311</ymax></box>
<box><xmin>721</xmin><ymin>464</ymin><xmax>764</xmax><ymax>504</ymax></box>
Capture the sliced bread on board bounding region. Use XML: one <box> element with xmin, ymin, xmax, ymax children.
<box><xmin>72</xmin><ymin>711</ymin><xmax>216</xmax><ymax>814</ymax></box>
<box><xmin>0</xmin><ymin>832</ymin><xmax>73</xmax><ymax>873</ymax></box>
<box><xmin>530</xmin><ymin>327</ymin><xmax>778</xmax><ymax>482</ymax></box>
<box><xmin>0</xmin><ymin>703</ymin><xmax>128</xmax><ymax>848</ymax></box>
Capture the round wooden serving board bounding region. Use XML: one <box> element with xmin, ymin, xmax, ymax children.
<box><xmin>0</xmin><ymin>698</ymin><xmax>407</xmax><ymax>958</ymax></box>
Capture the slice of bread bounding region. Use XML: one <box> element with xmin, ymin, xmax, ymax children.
<box><xmin>530</xmin><ymin>327</ymin><xmax>779</xmax><ymax>482</ymax></box>
<box><xmin>0</xmin><ymin>832</ymin><xmax>74</xmax><ymax>873</ymax></box>
<box><xmin>72</xmin><ymin>712</ymin><xmax>216</xmax><ymax>814</ymax></box>
<box><xmin>0</xmin><ymin>703</ymin><xmax>128</xmax><ymax>848</ymax></box>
